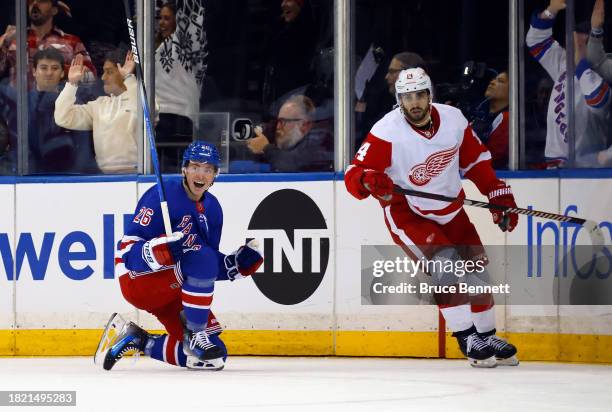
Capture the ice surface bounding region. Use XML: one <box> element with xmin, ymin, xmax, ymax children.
<box><xmin>1</xmin><ymin>356</ymin><xmax>611</xmax><ymax>411</ymax></box>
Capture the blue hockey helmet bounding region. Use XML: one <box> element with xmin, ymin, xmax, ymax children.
<box><xmin>182</xmin><ymin>141</ymin><xmax>220</xmax><ymax>169</ymax></box>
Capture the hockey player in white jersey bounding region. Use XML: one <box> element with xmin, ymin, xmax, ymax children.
<box><xmin>345</xmin><ymin>68</ymin><xmax>519</xmax><ymax>367</ymax></box>
<box><xmin>526</xmin><ymin>0</ymin><xmax>610</xmax><ymax>168</ymax></box>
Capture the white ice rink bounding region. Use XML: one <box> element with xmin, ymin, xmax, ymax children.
<box><xmin>1</xmin><ymin>356</ymin><xmax>611</xmax><ymax>411</ymax></box>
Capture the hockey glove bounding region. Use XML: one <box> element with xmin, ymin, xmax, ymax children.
<box><xmin>487</xmin><ymin>182</ymin><xmax>518</xmax><ymax>232</ymax></box>
<box><xmin>361</xmin><ymin>170</ymin><xmax>394</xmax><ymax>201</ymax></box>
<box><xmin>141</xmin><ymin>231</ymin><xmax>185</xmax><ymax>270</ymax></box>
<box><xmin>224</xmin><ymin>239</ymin><xmax>264</xmax><ymax>281</ymax></box>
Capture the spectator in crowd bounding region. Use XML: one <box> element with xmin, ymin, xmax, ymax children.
<box><xmin>262</xmin><ymin>0</ymin><xmax>318</xmax><ymax>108</ymax></box>
<box><xmin>526</xmin><ymin>0</ymin><xmax>610</xmax><ymax>168</ymax></box>
<box><xmin>356</xmin><ymin>51</ymin><xmax>427</xmax><ymax>148</ymax></box>
<box><xmin>154</xmin><ymin>0</ymin><xmax>207</xmax><ymax>172</ymax></box>
<box><xmin>0</xmin><ymin>0</ymin><xmax>96</xmax><ymax>89</ymax></box>
<box><xmin>54</xmin><ymin>50</ymin><xmax>137</xmax><ymax>174</ymax></box>
<box><xmin>470</xmin><ymin>71</ymin><xmax>509</xmax><ymax>169</ymax></box>
<box><xmin>0</xmin><ymin>48</ymin><xmax>96</xmax><ymax>173</ymax></box>
<box><xmin>587</xmin><ymin>0</ymin><xmax>612</xmax><ymax>167</ymax></box>
<box><xmin>246</xmin><ymin>94</ymin><xmax>333</xmax><ymax>172</ymax></box>
<box><xmin>28</xmin><ymin>47</ymin><xmax>75</xmax><ymax>172</ymax></box>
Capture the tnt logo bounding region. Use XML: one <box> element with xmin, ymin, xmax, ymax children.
<box><xmin>247</xmin><ymin>189</ymin><xmax>330</xmax><ymax>305</ymax></box>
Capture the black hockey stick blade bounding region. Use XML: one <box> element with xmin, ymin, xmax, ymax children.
<box><xmin>393</xmin><ymin>185</ymin><xmax>605</xmax><ymax>247</ymax></box>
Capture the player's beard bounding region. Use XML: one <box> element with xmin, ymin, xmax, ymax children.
<box><xmin>404</xmin><ymin>104</ymin><xmax>431</xmax><ymax>126</ymax></box>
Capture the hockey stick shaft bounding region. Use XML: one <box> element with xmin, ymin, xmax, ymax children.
<box><xmin>123</xmin><ymin>0</ymin><xmax>172</xmax><ymax>236</ymax></box>
<box><xmin>394</xmin><ymin>185</ymin><xmax>588</xmax><ymax>225</ymax></box>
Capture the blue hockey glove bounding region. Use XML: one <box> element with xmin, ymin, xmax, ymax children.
<box><xmin>224</xmin><ymin>239</ymin><xmax>264</xmax><ymax>281</ymax></box>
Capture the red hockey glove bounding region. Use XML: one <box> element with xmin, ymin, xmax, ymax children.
<box><xmin>224</xmin><ymin>239</ymin><xmax>264</xmax><ymax>281</ymax></box>
<box><xmin>487</xmin><ymin>182</ymin><xmax>518</xmax><ymax>232</ymax></box>
<box><xmin>142</xmin><ymin>232</ymin><xmax>185</xmax><ymax>270</ymax></box>
<box><xmin>361</xmin><ymin>170</ymin><xmax>393</xmax><ymax>201</ymax></box>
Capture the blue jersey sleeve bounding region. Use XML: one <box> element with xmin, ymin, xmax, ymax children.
<box><xmin>119</xmin><ymin>185</ymin><xmax>166</xmax><ymax>273</ymax></box>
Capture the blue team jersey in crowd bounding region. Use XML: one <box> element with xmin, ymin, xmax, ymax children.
<box><xmin>118</xmin><ymin>179</ymin><xmax>224</xmax><ymax>275</ymax></box>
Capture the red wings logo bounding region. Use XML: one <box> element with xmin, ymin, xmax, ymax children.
<box><xmin>408</xmin><ymin>145</ymin><xmax>458</xmax><ymax>186</ymax></box>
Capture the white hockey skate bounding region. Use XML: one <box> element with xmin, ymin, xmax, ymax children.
<box><xmin>94</xmin><ymin>313</ymin><xmax>127</xmax><ymax>366</ymax></box>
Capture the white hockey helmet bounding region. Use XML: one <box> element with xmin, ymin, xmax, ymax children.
<box><xmin>395</xmin><ymin>67</ymin><xmax>433</xmax><ymax>105</ymax></box>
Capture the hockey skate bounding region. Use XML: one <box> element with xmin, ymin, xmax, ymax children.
<box><xmin>102</xmin><ymin>321</ymin><xmax>150</xmax><ymax>371</ymax></box>
<box><xmin>479</xmin><ymin>329</ymin><xmax>519</xmax><ymax>366</ymax></box>
<box><xmin>453</xmin><ymin>326</ymin><xmax>497</xmax><ymax>368</ymax></box>
<box><xmin>183</xmin><ymin>330</ymin><xmax>225</xmax><ymax>371</ymax></box>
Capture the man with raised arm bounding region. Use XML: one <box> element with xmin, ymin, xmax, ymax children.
<box><xmin>54</xmin><ymin>50</ymin><xmax>137</xmax><ymax>174</ymax></box>
<box><xmin>526</xmin><ymin>0</ymin><xmax>610</xmax><ymax>168</ymax></box>
<box><xmin>345</xmin><ymin>68</ymin><xmax>519</xmax><ymax>368</ymax></box>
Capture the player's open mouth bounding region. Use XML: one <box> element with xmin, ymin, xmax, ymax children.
<box><xmin>194</xmin><ymin>181</ymin><xmax>205</xmax><ymax>189</ymax></box>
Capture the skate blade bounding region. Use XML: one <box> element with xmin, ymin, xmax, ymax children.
<box><xmin>94</xmin><ymin>313</ymin><xmax>127</xmax><ymax>366</ymax></box>
<box><xmin>469</xmin><ymin>356</ymin><xmax>497</xmax><ymax>368</ymax></box>
<box><xmin>186</xmin><ymin>356</ymin><xmax>225</xmax><ymax>371</ymax></box>
<box><xmin>496</xmin><ymin>355</ymin><xmax>519</xmax><ymax>366</ymax></box>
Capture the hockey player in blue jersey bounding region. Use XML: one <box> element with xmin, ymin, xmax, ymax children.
<box><xmin>97</xmin><ymin>141</ymin><xmax>263</xmax><ymax>371</ymax></box>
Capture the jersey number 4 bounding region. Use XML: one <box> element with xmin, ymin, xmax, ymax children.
<box><xmin>356</xmin><ymin>142</ymin><xmax>371</xmax><ymax>162</ymax></box>
<box><xmin>133</xmin><ymin>207</ymin><xmax>154</xmax><ymax>226</ymax></box>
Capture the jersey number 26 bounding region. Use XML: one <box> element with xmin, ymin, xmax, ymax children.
<box><xmin>133</xmin><ymin>207</ymin><xmax>154</xmax><ymax>226</ymax></box>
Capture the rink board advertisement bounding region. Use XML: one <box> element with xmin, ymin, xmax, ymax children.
<box><xmin>13</xmin><ymin>182</ymin><xmax>138</xmax><ymax>328</ymax></box>
<box><xmin>0</xmin><ymin>174</ymin><xmax>611</xmax><ymax>361</ymax></box>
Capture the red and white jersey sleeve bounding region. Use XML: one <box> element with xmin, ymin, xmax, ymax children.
<box><xmin>345</xmin><ymin>132</ymin><xmax>392</xmax><ymax>200</ymax></box>
<box><xmin>346</xmin><ymin>104</ymin><xmax>495</xmax><ymax>224</ymax></box>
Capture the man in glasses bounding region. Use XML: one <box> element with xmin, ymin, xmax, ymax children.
<box><xmin>246</xmin><ymin>94</ymin><xmax>333</xmax><ymax>172</ymax></box>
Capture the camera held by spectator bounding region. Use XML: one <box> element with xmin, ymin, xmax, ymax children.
<box><xmin>232</xmin><ymin>119</ymin><xmax>262</xmax><ymax>141</ymax></box>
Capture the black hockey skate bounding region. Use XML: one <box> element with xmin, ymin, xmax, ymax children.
<box><xmin>183</xmin><ymin>330</ymin><xmax>225</xmax><ymax>370</ymax></box>
<box><xmin>479</xmin><ymin>329</ymin><xmax>519</xmax><ymax>366</ymax></box>
<box><xmin>103</xmin><ymin>322</ymin><xmax>150</xmax><ymax>371</ymax></box>
<box><xmin>453</xmin><ymin>326</ymin><xmax>497</xmax><ymax>368</ymax></box>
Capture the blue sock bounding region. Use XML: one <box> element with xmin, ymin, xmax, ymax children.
<box><xmin>145</xmin><ymin>334</ymin><xmax>187</xmax><ymax>367</ymax></box>
<box><xmin>182</xmin><ymin>279</ymin><xmax>214</xmax><ymax>332</ymax></box>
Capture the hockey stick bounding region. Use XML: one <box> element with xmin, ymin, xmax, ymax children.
<box><xmin>393</xmin><ymin>185</ymin><xmax>605</xmax><ymax>246</ymax></box>
<box><xmin>123</xmin><ymin>0</ymin><xmax>172</xmax><ymax>236</ymax></box>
